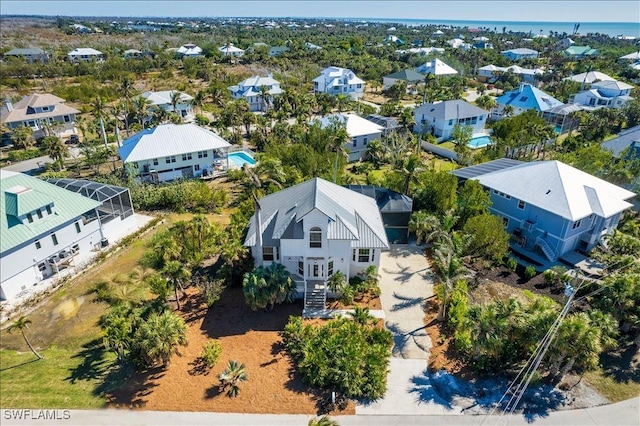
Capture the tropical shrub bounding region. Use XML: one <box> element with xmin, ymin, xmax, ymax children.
<box><xmin>135</xmin><ymin>311</ymin><xmax>188</xmax><ymax>367</ymax></box>
<box><xmin>242</xmin><ymin>263</ymin><xmax>296</xmax><ymax>311</ymax></box>
<box><xmin>524</xmin><ymin>265</ymin><xmax>537</xmax><ymax>280</ymax></box>
<box><xmin>218</xmin><ymin>360</ymin><xmax>247</xmax><ymax>397</ymax></box>
<box><xmin>281</xmin><ymin>315</ymin><xmax>393</xmax><ymax>400</ymax></box>
<box><xmin>201</xmin><ymin>340</ymin><xmax>222</xmax><ymax>368</ymax></box>
<box><xmin>505</xmin><ymin>257</ymin><xmax>518</xmax><ymax>271</ymax></box>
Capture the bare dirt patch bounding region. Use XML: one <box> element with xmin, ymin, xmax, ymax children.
<box><xmin>108</xmin><ymin>286</ymin><xmax>355</xmax><ymax>414</ymax></box>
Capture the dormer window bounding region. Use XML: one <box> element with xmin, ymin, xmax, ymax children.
<box><xmin>309</xmin><ymin>227</ymin><xmax>322</xmax><ymax>248</ymax></box>
<box><xmin>46</xmin><ymin>205</ymin><xmax>52</xmax><ymax>215</ymax></box>
<box><xmin>26</xmin><ymin>212</ymin><xmax>34</xmax><ymax>223</ymax></box>
<box><xmin>41</xmin><ymin>106</ymin><xmax>50</xmax><ymax>111</ymax></box>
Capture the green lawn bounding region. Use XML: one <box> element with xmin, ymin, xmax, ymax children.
<box><xmin>583</xmin><ymin>368</ymin><xmax>640</xmax><ymax>403</ymax></box>
<box><xmin>0</xmin><ymin>343</ymin><xmax>128</xmax><ymax>408</ymax></box>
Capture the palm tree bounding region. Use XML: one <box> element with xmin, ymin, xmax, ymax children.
<box><xmin>365</xmin><ymin>138</ymin><xmax>386</xmax><ymax>167</ymax></box>
<box><xmin>401</xmin><ymin>153</ymin><xmax>424</xmax><ymax>196</ymax></box>
<box><xmin>335</xmin><ymin>94</ymin><xmax>350</xmax><ymax>113</ymax></box>
<box><xmin>349</xmin><ymin>306</ymin><xmax>374</xmax><ymax>326</ymax></box>
<box><xmin>327</xmin><ymin>270</ymin><xmax>347</xmax><ymax>294</ymax></box>
<box><xmin>170</xmin><ymin>91</ymin><xmax>182</xmax><ymax>118</ymax></box>
<box><xmin>136</xmin><ymin>311</ymin><xmax>188</xmax><ymax>367</ymax></box>
<box><xmin>502</xmin><ymin>105</ymin><xmax>515</xmax><ymax>118</ymax></box>
<box><xmin>120</xmin><ymin>76</ymin><xmax>135</xmax><ymax>136</ymax></box>
<box><xmin>218</xmin><ymin>360</ymin><xmax>248</xmax><ymax>397</ymax></box>
<box><xmin>409</xmin><ymin>211</ymin><xmax>442</xmax><ymax>245</ymax></box>
<box><xmin>91</xmin><ymin>97</ymin><xmax>109</xmax><ymax>149</ymax></box>
<box><xmin>308</xmin><ymin>416</ymin><xmax>339</xmax><ymax>426</ymax></box>
<box><xmin>11</xmin><ymin>125</ymin><xmax>35</xmax><ymax>150</ymax></box>
<box><xmin>192</xmin><ymin>90</ymin><xmax>206</xmax><ymax>116</ymax></box>
<box><xmin>432</xmin><ymin>243</ymin><xmax>467</xmax><ymax>321</ymax></box>
<box><xmin>132</xmin><ymin>96</ymin><xmax>152</xmax><ymax>128</ymax></box>
<box><xmin>41</xmin><ymin>136</ymin><xmax>68</xmax><ymax>171</ymax></box>
<box><xmin>327</xmin><ymin>118</ymin><xmax>349</xmax><ymax>183</ymax></box>
<box><xmin>162</xmin><ymin>260</ymin><xmax>191</xmax><ymax>310</ymax></box>
<box><xmin>8</xmin><ymin>317</ymin><xmax>43</xmax><ymax>359</ymax></box>
<box><xmin>258</xmin><ymin>85</ymin><xmax>270</xmax><ymax>112</ymax></box>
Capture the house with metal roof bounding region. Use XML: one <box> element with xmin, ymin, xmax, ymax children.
<box><xmin>118</xmin><ymin>123</ymin><xmax>233</xmax><ymax>183</ymax></box>
<box><xmin>244</xmin><ymin>177</ymin><xmax>389</xmax><ymax>314</ymax></box>
<box><xmin>0</xmin><ymin>170</ymin><xmax>104</xmax><ymax>301</ymax></box>
<box><xmin>139</xmin><ymin>90</ymin><xmax>195</xmax><ymax>122</ymax></box>
<box><xmin>313</xmin><ymin>67</ymin><xmax>365</xmax><ymax>99</ymax></box>
<box><xmin>501</xmin><ymin>48</ymin><xmax>539</xmax><ymax>61</ymax></box>
<box><xmin>601</xmin><ymin>125</ymin><xmax>640</xmax><ymax>160</ymax></box>
<box><xmin>564</xmin><ymin>71</ymin><xmax>615</xmax><ymax>85</ymax></box>
<box><xmin>1</xmin><ymin>94</ymin><xmax>80</xmax><ymax>140</ymax></box>
<box><xmin>382</xmin><ymin>69</ymin><xmax>424</xmax><ymax>91</ymax></box>
<box><xmin>228</xmin><ymin>74</ymin><xmax>284</xmax><ymax>112</ymax></box>
<box><xmin>4</xmin><ymin>47</ymin><xmax>49</xmax><ymax>63</ymax></box>
<box><xmin>67</xmin><ymin>48</ymin><xmax>104</xmax><ymax>63</ymax></box>
<box><xmin>314</xmin><ymin>113</ymin><xmax>384</xmax><ymax>162</ymax></box>
<box><xmin>570</xmin><ymin>80</ymin><xmax>634</xmax><ymax>110</ymax></box>
<box><xmin>219</xmin><ymin>44</ymin><xmax>245</xmax><ymax>57</ymax></box>
<box><xmin>564</xmin><ymin>45</ymin><xmax>598</xmax><ymax>59</ymax></box>
<box><xmin>268</xmin><ymin>46</ymin><xmax>289</xmax><ymax>57</ymax></box>
<box><xmin>451</xmin><ymin>160</ymin><xmax>636</xmax><ymax>265</ymax></box>
<box><xmin>492</xmin><ymin>83</ymin><xmax>564</xmax><ymax>120</ymax></box>
<box><xmin>176</xmin><ymin>44</ymin><xmax>203</xmax><ymax>57</ymax></box>
<box><xmin>344</xmin><ymin>185</ymin><xmax>413</xmax><ymax>243</ymax></box>
<box><xmin>415</xmin><ymin>58</ymin><xmax>458</xmax><ymax>76</ymax></box>
<box><xmin>413</xmin><ymin>99</ymin><xmax>489</xmax><ymax>140</ymax></box>
<box><xmin>477</xmin><ymin>64</ymin><xmax>543</xmax><ymax>84</ymax></box>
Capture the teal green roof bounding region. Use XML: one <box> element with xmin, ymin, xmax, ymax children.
<box><xmin>384</xmin><ymin>69</ymin><xmax>424</xmax><ymax>82</ymax></box>
<box><xmin>564</xmin><ymin>46</ymin><xmax>597</xmax><ymax>56</ymax></box>
<box><xmin>1</xmin><ymin>171</ymin><xmax>101</xmax><ymax>253</ymax></box>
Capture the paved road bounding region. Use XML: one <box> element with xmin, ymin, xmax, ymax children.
<box><xmin>3</xmin><ymin>397</ymin><xmax>638</xmax><ymax>425</ymax></box>
<box><xmin>2</xmin><ymin>148</ymin><xmax>82</xmax><ymax>175</ymax></box>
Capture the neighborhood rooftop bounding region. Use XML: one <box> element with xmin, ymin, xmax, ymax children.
<box><xmin>414</xmin><ymin>99</ymin><xmax>488</xmax><ymax>120</ymax></box>
<box><xmin>244</xmin><ymin>177</ymin><xmax>389</xmax><ymax>249</ymax></box>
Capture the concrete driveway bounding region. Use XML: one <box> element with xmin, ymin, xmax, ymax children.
<box><xmin>357</xmin><ymin>243</ymin><xmax>453</xmax><ymax>415</ymax></box>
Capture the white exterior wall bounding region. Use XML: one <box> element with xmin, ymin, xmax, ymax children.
<box><xmin>347</xmin><ymin>131</ymin><xmax>382</xmax><ymax>162</ymax></box>
<box><xmin>153</xmin><ymin>103</ymin><xmax>194</xmax><ymax>120</ymax></box>
<box><xmin>0</xmin><ymin>215</ymin><xmax>102</xmax><ymax>300</ymax></box>
<box><xmin>415</xmin><ymin>115</ymin><xmax>486</xmax><ymax>140</ymax></box>
<box><xmin>134</xmin><ymin>149</ymin><xmax>221</xmax><ymax>181</ymax></box>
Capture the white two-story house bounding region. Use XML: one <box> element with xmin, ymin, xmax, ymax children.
<box><xmin>118</xmin><ymin>123</ymin><xmax>232</xmax><ymax>183</ymax></box>
<box><xmin>413</xmin><ymin>99</ymin><xmax>488</xmax><ymax>140</ymax></box>
<box><xmin>570</xmin><ymin>80</ymin><xmax>634</xmax><ymax>110</ymax></box>
<box><xmin>0</xmin><ymin>170</ymin><xmax>103</xmax><ymax>301</ymax></box>
<box><xmin>244</xmin><ymin>177</ymin><xmax>389</xmax><ymax>313</ymax></box>
<box><xmin>140</xmin><ymin>90</ymin><xmax>195</xmax><ymax>122</ymax></box>
<box><xmin>1</xmin><ymin>94</ymin><xmax>80</xmax><ymax>139</ymax></box>
<box><xmin>313</xmin><ymin>67</ymin><xmax>365</xmax><ymax>99</ymax></box>
<box><xmin>67</xmin><ymin>48</ymin><xmax>104</xmax><ymax>62</ymax></box>
<box><xmin>315</xmin><ymin>114</ymin><xmax>384</xmax><ymax>162</ymax></box>
<box><xmin>228</xmin><ymin>74</ymin><xmax>284</xmax><ymax>112</ymax></box>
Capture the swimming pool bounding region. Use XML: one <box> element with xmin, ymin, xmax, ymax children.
<box><xmin>468</xmin><ymin>135</ymin><xmax>493</xmax><ymax>149</ymax></box>
<box><xmin>228</xmin><ymin>151</ymin><xmax>256</xmax><ymax>167</ymax></box>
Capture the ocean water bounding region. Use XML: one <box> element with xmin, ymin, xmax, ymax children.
<box><xmin>350</xmin><ymin>18</ymin><xmax>639</xmax><ymax>38</ymax></box>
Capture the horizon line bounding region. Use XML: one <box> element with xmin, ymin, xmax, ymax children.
<box><xmin>0</xmin><ymin>14</ymin><xmax>637</xmax><ymax>25</ymax></box>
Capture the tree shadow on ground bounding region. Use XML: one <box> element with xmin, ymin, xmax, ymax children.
<box><xmin>199</xmin><ymin>286</ymin><xmax>303</xmax><ymax>338</ymax></box>
<box><xmin>414</xmin><ymin>367</ymin><xmax>566</xmax><ymax>421</ymax></box>
<box><xmin>599</xmin><ymin>339</ymin><xmax>640</xmax><ymax>383</ymax></box>
<box><xmin>386</xmin><ymin>321</ymin><xmax>429</xmax><ymax>358</ymax></box>
<box><xmin>390</xmin><ymin>292</ymin><xmax>425</xmax><ymax>311</ymax></box>
<box><xmin>104</xmin><ymin>364</ymin><xmax>165</xmax><ymax>408</ymax></box>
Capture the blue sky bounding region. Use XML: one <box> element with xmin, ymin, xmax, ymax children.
<box><xmin>1</xmin><ymin>1</ymin><xmax>638</xmax><ymax>23</ymax></box>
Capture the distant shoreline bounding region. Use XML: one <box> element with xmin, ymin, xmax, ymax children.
<box><xmin>0</xmin><ymin>14</ymin><xmax>637</xmax><ymax>37</ymax></box>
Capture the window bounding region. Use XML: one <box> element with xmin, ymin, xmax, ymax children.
<box><xmin>572</xmin><ymin>219</ymin><xmax>582</xmax><ymax>229</ymax></box>
<box><xmin>328</xmin><ymin>260</ymin><xmax>334</xmax><ymax>276</ymax></box>
<box><xmin>36</xmin><ymin>209</ymin><xmax>43</xmax><ymax>219</ymax></box>
<box><xmin>298</xmin><ymin>261</ymin><xmax>304</xmax><ymax>276</ymax></box>
<box><xmin>64</xmin><ymin>115</ymin><xmax>71</xmax><ymax>123</ymax></box>
<box><xmin>46</xmin><ymin>205</ymin><xmax>52</xmax><ymax>215</ymax></box>
<box><xmin>182</xmin><ymin>153</ymin><xmax>192</xmax><ymax>161</ymax></box>
<box><xmin>449</xmin><ymin>119</ymin><xmax>453</xmax><ymax>126</ymax></box>
<box><xmin>372</xmin><ymin>249</ymin><xmax>375</xmax><ymax>262</ymax></box>
<box><xmin>263</xmin><ymin>247</ymin><xmax>275</xmax><ymax>261</ymax></box>
<box><xmin>198</xmin><ymin>151</ymin><xmax>207</xmax><ymax>158</ymax></box>
<box><xmin>38</xmin><ymin>262</ymin><xmax>46</xmax><ymax>272</ymax></box>
<box><xmin>502</xmin><ymin>217</ymin><xmax>509</xmax><ymax>228</ymax></box>
<box><xmin>492</xmin><ymin>189</ymin><xmax>511</xmax><ymax>200</ymax></box>
<box><xmin>358</xmin><ymin>249</ymin><xmax>371</xmax><ymax>263</ymax></box>
<box><xmin>51</xmin><ymin>233</ymin><xmax>58</xmax><ymax>246</ymax></box>
<box><xmin>35</xmin><ymin>240</ymin><xmax>41</xmax><ymax>250</ymax></box>
<box><xmin>517</xmin><ymin>200</ymin><xmax>526</xmax><ymax>210</ymax></box>
<box><xmin>75</xmin><ymin>221</ymin><xmax>81</xmax><ymax>233</ymax></box>
<box><xmin>26</xmin><ymin>213</ymin><xmax>33</xmax><ymax>223</ymax></box>
<box><xmin>165</xmin><ymin>156</ymin><xmax>176</xmax><ymax>164</ymax></box>
<box><xmin>41</xmin><ymin>106</ymin><xmax>50</xmax><ymax>111</ymax></box>
<box><xmin>363</xmin><ymin>136</ymin><xmax>368</xmax><ymax>145</ymax></box>
<box><xmin>153</xmin><ymin>158</ymin><xmax>159</xmax><ymax>166</ymax></box>
<box><xmin>309</xmin><ymin>227</ymin><xmax>322</xmax><ymax>248</ymax></box>
<box><xmin>194</xmin><ymin>164</ymin><xmax>200</xmax><ymax>171</ymax></box>
<box><xmin>352</xmin><ymin>137</ymin><xmax>357</xmax><ymax>146</ymax></box>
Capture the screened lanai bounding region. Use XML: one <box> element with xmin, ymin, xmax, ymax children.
<box><xmin>46</xmin><ymin>178</ymin><xmax>134</xmax><ymax>224</ymax></box>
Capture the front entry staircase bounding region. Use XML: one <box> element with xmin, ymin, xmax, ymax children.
<box><xmin>535</xmin><ymin>237</ymin><xmax>557</xmax><ymax>262</ymax></box>
<box><xmin>303</xmin><ymin>280</ymin><xmax>326</xmax><ymax>317</ymax></box>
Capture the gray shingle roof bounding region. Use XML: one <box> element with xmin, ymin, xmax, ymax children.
<box><xmin>244</xmin><ymin>178</ymin><xmax>389</xmax><ymax>249</ymax></box>
<box><xmin>414</xmin><ymin>100</ymin><xmax>488</xmax><ymax>120</ymax></box>
<box><xmin>602</xmin><ymin>125</ymin><xmax>640</xmax><ymax>157</ymax></box>
<box><xmin>384</xmin><ymin>69</ymin><xmax>424</xmax><ymax>82</ymax></box>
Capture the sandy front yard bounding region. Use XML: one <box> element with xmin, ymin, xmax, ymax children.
<box><xmin>107</xmin><ymin>286</ymin><xmax>355</xmax><ymax>415</ymax></box>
